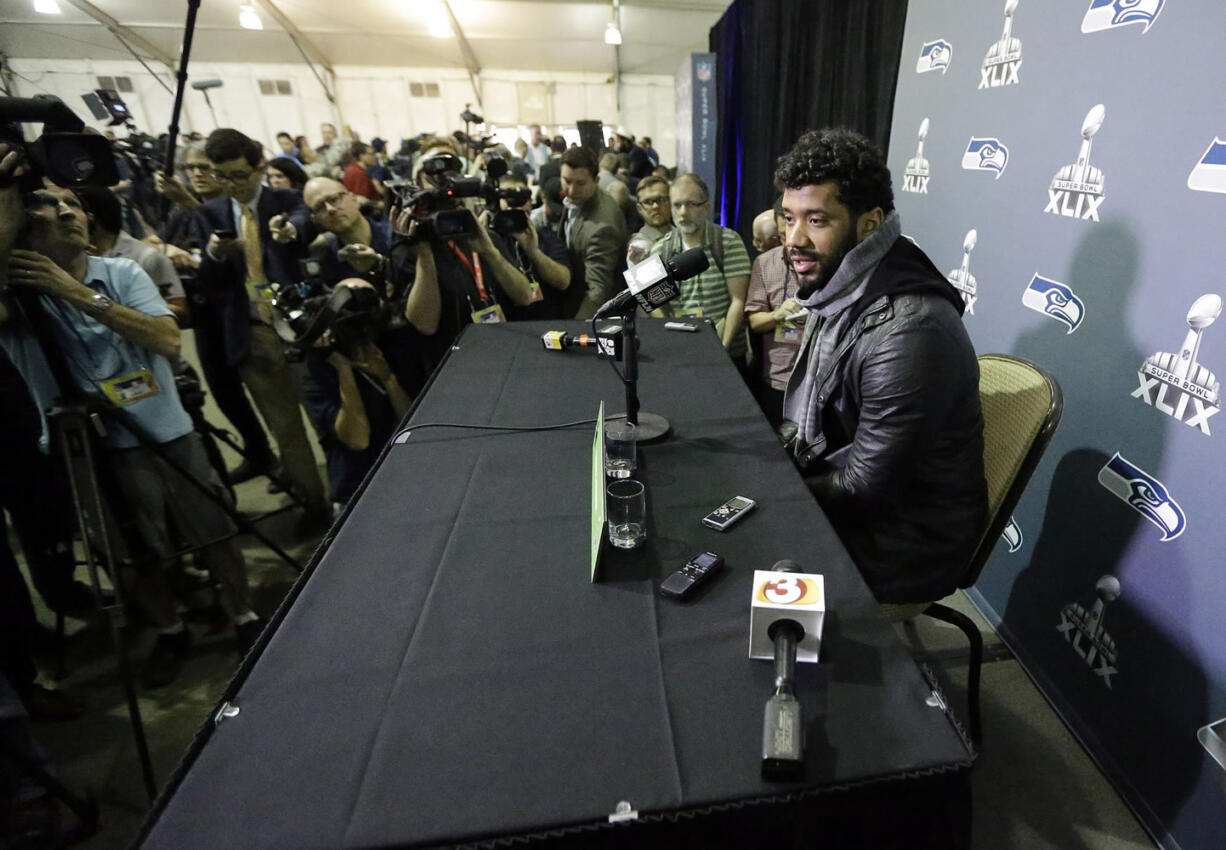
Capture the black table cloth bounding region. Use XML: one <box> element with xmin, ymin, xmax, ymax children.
<box><xmin>139</xmin><ymin>319</ymin><xmax>973</xmax><ymax>849</ymax></box>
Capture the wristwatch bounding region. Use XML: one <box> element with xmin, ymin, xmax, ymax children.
<box><xmin>85</xmin><ymin>292</ymin><xmax>114</xmax><ymax>316</ymax></box>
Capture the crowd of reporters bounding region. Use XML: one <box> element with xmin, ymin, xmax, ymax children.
<box><xmin>0</xmin><ymin>115</ymin><xmax>804</xmax><ymax>839</ymax></box>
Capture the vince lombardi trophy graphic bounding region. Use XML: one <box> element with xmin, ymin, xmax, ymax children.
<box><xmin>902</xmin><ymin>118</ymin><xmax>930</xmax><ymax>193</ymax></box>
<box><xmin>947</xmin><ymin>229</ymin><xmax>978</xmax><ymax>314</ymax></box>
<box><xmin>1174</xmin><ymin>293</ymin><xmax>1222</xmax><ymax>385</ymax></box>
<box><xmin>1071</xmin><ymin>104</ymin><xmax>1106</xmax><ymax>188</ymax></box>
<box><xmin>988</xmin><ymin>0</ymin><xmax>1021</xmax><ymax>64</ymax></box>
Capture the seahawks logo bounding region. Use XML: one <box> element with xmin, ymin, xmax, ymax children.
<box><xmin>1001</xmin><ymin>516</ymin><xmax>1023</xmax><ymax>552</ymax></box>
<box><xmin>1022</xmin><ymin>274</ymin><xmax>1085</xmax><ymax>334</ymax></box>
<box><xmin>1097</xmin><ymin>453</ymin><xmax>1186</xmax><ymax>541</ymax></box>
<box><xmin>1081</xmin><ymin>0</ymin><xmax>1165</xmax><ymax>34</ymax></box>
<box><xmin>917</xmin><ymin>39</ymin><xmax>953</xmax><ymax>74</ymax></box>
<box><xmin>1188</xmin><ymin>138</ymin><xmax>1226</xmax><ymax>195</ymax></box>
<box><xmin>962</xmin><ymin>137</ymin><xmax>1010</xmax><ymax>179</ymax></box>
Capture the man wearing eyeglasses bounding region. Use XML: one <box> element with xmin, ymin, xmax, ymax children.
<box><xmin>650</xmin><ymin>173</ymin><xmax>752</xmax><ymax>374</ymax></box>
<box><xmin>633</xmin><ymin>175</ymin><xmax>673</xmax><ymax>245</ymax></box>
<box><xmin>195</xmin><ymin>128</ymin><xmax>330</xmax><ymax>534</ymax></box>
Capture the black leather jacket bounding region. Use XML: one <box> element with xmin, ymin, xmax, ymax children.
<box><xmin>790</xmin><ymin>238</ymin><xmax>988</xmax><ymax>603</ymax></box>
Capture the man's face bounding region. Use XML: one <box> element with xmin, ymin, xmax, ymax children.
<box><xmin>184</xmin><ymin>150</ymin><xmax>218</xmax><ymax>196</ymax></box>
<box><xmin>636</xmin><ymin>183</ymin><xmax>671</xmax><ymax>229</ymax></box>
<box><xmin>211</xmin><ymin>156</ymin><xmax>264</xmax><ymax>203</ymax></box>
<box><xmin>669</xmin><ymin>180</ymin><xmax>708</xmax><ymax>236</ymax></box>
<box><xmin>277</xmin><ymin>135</ymin><xmax>296</xmax><ymax>155</ymax></box>
<box><xmin>304</xmin><ymin>180</ymin><xmax>360</xmax><ymax>233</ymax></box>
<box><xmin>23</xmin><ymin>186</ymin><xmax>90</xmax><ymax>255</ymax></box>
<box><xmin>782</xmin><ymin>182</ymin><xmax>862</xmax><ymax>298</ymax></box>
<box><xmin>560</xmin><ymin>164</ymin><xmax>597</xmax><ymax>206</ymax></box>
<box><xmin>359</xmin><ymin>149</ymin><xmax>376</xmax><ymax>168</ymax></box>
<box><xmin>531</xmin><ymin>125</ymin><xmax>543</xmax><ymax>145</ymax></box>
<box><xmin>321</xmin><ymin>123</ymin><xmax>337</xmax><ymax>145</ymax></box>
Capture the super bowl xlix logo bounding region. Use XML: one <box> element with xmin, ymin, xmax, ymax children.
<box><xmin>979</xmin><ymin>0</ymin><xmax>1022</xmax><ymax>89</ymax></box>
<box><xmin>1045</xmin><ymin>104</ymin><xmax>1107</xmax><ymax>222</ymax></box>
<box><xmin>1132</xmin><ymin>294</ymin><xmax>1222</xmax><ymax>435</ymax></box>
<box><xmin>902</xmin><ymin>118</ymin><xmax>930</xmax><ymax>194</ymax></box>
<box><xmin>946</xmin><ymin>229</ymin><xmax>979</xmax><ymax>314</ymax></box>
<box><xmin>1057</xmin><ymin>575</ymin><xmax>1121</xmax><ymax>689</ymax></box>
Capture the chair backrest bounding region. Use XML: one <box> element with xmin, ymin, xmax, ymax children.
<box><xmin>960</xmin><ymin>354</ymin><xmax>1063</xmax><ymax>588</ymax></box>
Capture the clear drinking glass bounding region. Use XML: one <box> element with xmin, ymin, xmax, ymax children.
<box><xmin>607</xmin><ymin>479</ymin><xmax>647</xmax><ymax>549</ymax></box>
<box><xmin>604</xmin><ymin>420</ymin><xmax>637</xmax><ymax>479</ymax></box>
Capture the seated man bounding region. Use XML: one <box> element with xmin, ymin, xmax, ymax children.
<box><xmin>777</xmin><ymin>128</ymin><xmax>987</xmax><ymax>603</ymax></box>
<box><xmin>301</xmin><ymin>280</ymin><xmax>411</xmax><ymax>517</ymax></box>
<box><xmin>1</xmin><ymin>183</ymin><xmax>263</xmax><ymax>686</ymax></box>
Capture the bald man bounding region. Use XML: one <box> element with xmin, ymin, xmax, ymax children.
<box><xmin>752</xmin><ymin>206</ymin><xmax>783</xmax><ymax>253</ymax></box>
<box><xmin>303</xmin><ymin>177</ymin><xmax>434</xmax><ymax>396</ymax></box>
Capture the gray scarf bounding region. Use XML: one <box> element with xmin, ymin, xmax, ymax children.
<box><xmin>783</xmin><ymin>211</ymin><xmax>902</xmax><ymax>448</ymax></box>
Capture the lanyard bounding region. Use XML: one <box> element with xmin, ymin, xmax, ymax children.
<box><xmin>448</xmin><ymin>242</ymin><xmax>487</xmax><ymax>301</ymax></box>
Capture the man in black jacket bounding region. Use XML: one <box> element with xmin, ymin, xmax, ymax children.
<box><xmin>779</xmin><ymin>128</ymin><xmax>987</xmax><ymax>604</ymax></box>
<box><xmin>194</xmin><ymin>129</ymin><xmax>330</xmax><ymax>531</ymax></box>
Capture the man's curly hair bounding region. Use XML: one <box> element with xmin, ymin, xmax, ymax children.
<box><xmin>773</xmin><ymin>128</ymin><xmax>894</xmax><ymax>216</ymax></box>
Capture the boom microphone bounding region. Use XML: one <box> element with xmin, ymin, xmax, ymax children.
<box><xmin>761</xmin><ymin>559</ymin><xmax>805</xmax><ymax>780</ymax></box>
<box><xmin>190</xmin><ymin>79</ymin><xmax>224</xmax><ymax>91</ymax></box>
<box><xmin>593</xmin><ymin>247</ymin><xmax>710</xmax><ymax>318</ymax></box>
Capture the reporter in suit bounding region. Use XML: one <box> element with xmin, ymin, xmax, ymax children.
<box><xmin>195</xmin><ymin>129</ymin><xmax>329</xmax><ymax>531</ymax></box>
<box><xmin>557</xmin><ymin>146</ymin><xmax>628</xmax><ymax>318</ymax></box>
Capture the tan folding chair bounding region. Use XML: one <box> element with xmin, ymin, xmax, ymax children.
<box><xmin>884</xmin><ymin>354</ymin><xmax>1063</xmax><ymax>743</ymax></box>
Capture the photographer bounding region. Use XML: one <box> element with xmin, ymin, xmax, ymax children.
<box><xmin>300</xmin><ymin>279</ymin><xmax>410</xmax><ymax>517</ymax></box>
<box><xmin>0</xmin><ymin>178</ymin><xmax>263</xmax><ymax>687</ymax></box>
<box><xmin>395</xmin><ymin>146</ymin><xmax>535</xmax><ymax>372</ymax></box>
<box><xmin>494</xmin><ymin>170</ymin><xmax>570</xmax><ymax>321</ymax></box>
<box><xmin>302</xmin><ymin>176</ymin><xmax>429</xmax><ymax>394</ymax></box>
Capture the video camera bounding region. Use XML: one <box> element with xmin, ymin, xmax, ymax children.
<box><xmin>479</xmin><ymin>152</ymin><xmax>531</xmax><ymax>237</ymax></box>
<box><xmin>0</xmin><ymin>95</ymin><xmax>120</xmax><ymax>191</ymax></box>
<box><xmin>385</xmin><ymin>152</ymin><xmax>483</xmax><ymax>242</ymax></box>
<box><xmin>271</xmin><ymin>274</ymin><xmax>388</xmax><ymax>361</ymax></box>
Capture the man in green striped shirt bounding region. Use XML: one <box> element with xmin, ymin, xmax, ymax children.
<box><xmin>649</xmin><ymin>173</ymin><xmax>752</xmax><ymax>373</ymax></box>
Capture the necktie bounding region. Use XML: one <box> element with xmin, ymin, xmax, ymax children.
<box><xmin>241</xmin><ymin>204</ymin><xmax>274</xmax><ymax>324</ymax></box>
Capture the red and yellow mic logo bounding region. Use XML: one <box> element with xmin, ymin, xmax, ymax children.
<box><xmin>756</xmin><ymin>576</ymin><xmax>821</xmax><ymax>606</ymax></box>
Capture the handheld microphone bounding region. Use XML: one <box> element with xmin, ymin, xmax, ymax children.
<box><xmin>541</xmin><ymin>327</ymin><xmax>625</xmax><ymax>358</ymax></box>
<box><xmin>593</xmin><ymin>246</ymin><xmax>709</xmax><ymax>318</ymax></box>
<box><xmin>761</xmin><ymin>559</ymin><xmax>806</xmax><ymax>780</ymax></box>
<box><xmin>310</xmin><ymin>231</ymin><xmax>339</xmax><ymax>260</ymax></box>
<box><xmin>541</xmin><ymin>330</ymin><xmax>600</xmax><ymax>351</ymax></box>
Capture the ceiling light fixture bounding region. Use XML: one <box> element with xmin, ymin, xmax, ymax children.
<box><xmin>33</xmin><ymin>0</ymin><xmax>62</xmax><ymax>14</ymax></box>
<box><xmin>428</xmin><ymin>18</ymin><xmax>453</xmax><ymax>38</ymax></box>
<box><xmin>238</xmin><ymin>4</ymin><xmax>264</xmax><ymax>31</ymax></box>
<box><xmin>604</xmin><ymin>21</ymin><xmax>622</xmax><ymax>46</ymax></box>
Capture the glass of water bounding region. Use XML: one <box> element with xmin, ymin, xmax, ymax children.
<box><xmin>604</xmin><ymin>420</ymin><xmax>637</xmax><ymax>479</ymax></box>
<box><xmin>606</xmin><ymin>479</ymin><xmax>647</xmax><ymax>549</ymax></box>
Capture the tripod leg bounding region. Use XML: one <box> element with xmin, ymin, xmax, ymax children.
<box><xmin>55</xmin><ymin>412</ymin><xmax>159</xmax><ymax>803</ymax></box>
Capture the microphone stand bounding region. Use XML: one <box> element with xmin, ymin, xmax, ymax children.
<box><xmin>611</xmin><ymin>303</ymin><xmax>671</xmax><ymax>442</ymax></box>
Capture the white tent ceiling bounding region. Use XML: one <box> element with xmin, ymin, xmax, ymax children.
<box><xmin>0</xmin><ymin>0</ymin><xmax>730</xmax><ymax>75</ymax></box>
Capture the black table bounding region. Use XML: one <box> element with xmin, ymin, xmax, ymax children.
<box><xmin>139</xmin><ymin>320</ymin><xmax>973</xmax><ymax>849</ymax></box>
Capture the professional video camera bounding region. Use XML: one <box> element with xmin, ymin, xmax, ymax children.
<box><xmin>479</xmin><ymin>152</ymin><xmax>531</xmax><ymax>237</ymax></box>
<box><xmin>0</xmin><ymin>95</ymin><xmax>120</xmax><ymax>190</ymax></box>
<box><xmin>270</xmin><ymin>269</ymin><xmax>389</xmax><ymax>361</ymax></box>
<box><xmin>385</xmin><ymin>152</ymin><xmax>483</xmax><ymax>242</ymax></box>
